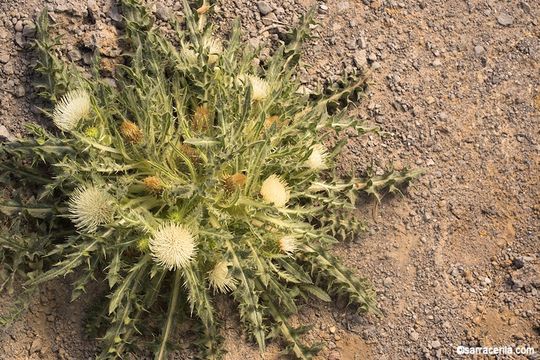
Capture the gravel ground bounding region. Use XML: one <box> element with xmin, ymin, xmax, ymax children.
<box><xmin>1</xmin><ymin>0</ymin><xmax>539</xmax><ymax>359</ymax></box>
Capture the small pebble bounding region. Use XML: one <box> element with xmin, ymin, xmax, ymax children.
<box><xmin>257</xmin><ymin>1</ymin><xmax>273</xmax><ymax>16</ymax></box>
<box><xmin>497</xmin><ymin>13</ymin><xmax>514</xmax><ymax>26</ymax></box>
<box><xmin>474</xmin><ymin>45</ymin><xmax>485</xmax><ymax>55</ymax></box>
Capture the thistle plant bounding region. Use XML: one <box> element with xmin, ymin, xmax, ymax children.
<box><xmin>0</xmin><ymin>0</ymin><xmax>420</xmax><ymax>358</ymax></box>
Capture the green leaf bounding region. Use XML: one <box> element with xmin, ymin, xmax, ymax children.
<box><xmin>300</xmin><ymin>284</ymin><xmax>331</xmax><ymax>302</ymax></box>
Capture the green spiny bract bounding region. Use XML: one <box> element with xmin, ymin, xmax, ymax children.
<box><xmin>0</xmin><ymin>0</ymin><xmax>420</xmax><ymax>359</ymax></box>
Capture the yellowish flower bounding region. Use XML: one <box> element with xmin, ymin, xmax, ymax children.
<box><xmin>249</xmin><ymin>76</ymin><xmax>269</xmax><ymax>101</ymax></box>
<box><xmin>204</xmin><ymin>38</ymin><xmax>222</xmax><ymax>65</ymax></box>
<box><xmin>208</xmin><ymin>261</ymin><xmax>237</xmax><ymax>293</ymax></box>
<box><xmin>237</xmin><ymin>75</ymin><xmax>270</xmax><ymax>101</ymax></box>
<box><xmin>306</xmin><ymin>144</ymin><xmax>328</xmax><ymax>170</ymax></box>
<box><xmin>136</xmin><ymin>237</ymin><xmax>149</xmax><ymax>253</ymax></box>
<box><xmin>84</xmin><ymin>126</ymin><xmax>99</xmax><ymax>139</ymax></box>
<box><xmin>149</xmin><ymin>224</ymin><xmax>197</xmax><ymax>270</ymax></box>
<box><xmin>181</xmin><ymin>47</ymin><xmax>198</xmax><ymax>65</ymax></box>
<box><xmin>278</xmin><ymin>236</ymin><xmax>298</xmax><ymax>255</ymax></box>
<box><xmin>53</xmin><ymin>89</ymin><xmax>91</xmax><ymax>131</ymax></box>
<box><xmin>68</xmin><ymin>186</ymin><xmax>115</xmax><ymax>232</ymax></box>
<box><xmin>260</xmin><ymin>174</ymin><xmax>290</xmax><ymax>208</ymax></box>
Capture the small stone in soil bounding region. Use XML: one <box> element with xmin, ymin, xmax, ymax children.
<box><xmin>0</xmin><ymin>125</ymin><xmax>15</xmax><ymax>141</ymax></box>
<box><xmin>257</xmin><ymin>1</ymin><xmax>273</xmax><ymax>16</ymax></box>
<box><xmin>512</xmin><ymin>258</ymin><xmax>525</xmax><ymax>269</ymax></box>
<box><xmin>353</xmin><ymin>50</ymin><xmax>367</xmax><ymax>68</ymax></box>
<box><xmin>15</xmin><ymin>85</ymin><xmax>25</xmax><ymax>97</ymax></box>
<box><xmin>497</xmin><ymin>13</ymin><xmax>514</xmax><ymax>26</ymax></box>
<box><xmin>474</xmin><ymin>45</ymin><xmax>485</xmax><ymax>55</ymax></box>
<box><xmin>155</xmin><ymin>4</ymin><xmax>171</xmax><ymax>21</ymax></box>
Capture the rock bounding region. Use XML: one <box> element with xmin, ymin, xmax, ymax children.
<box><xmin>431</xmin><ymin>340</ymin><xmax>441</xmax><ymax>349</ymax></box>
<box><xmin>14</xmin><ymin>20</ymin><xmax>23</xmax><ymax>32</ymax></box>
<box><xmin>155</xmin><ymin>4</ymin><xmax>171</xmax><ymax>21</ymax></box>
<box><xmin>3</xmin><ymin>62</ymin><xmax>14</xmax><ymax>75</ymax></box>
<box><xmin>328</xmin><ymin>351</ymin><xmax>341</xmax><ymax>360</ymax></box>
<box><xmin>82</xmin><ymin>52</ymin><xmax>93</xmax><ymax>65</ymax></box>
<box><xmin>474</xmin><ymin>45</ymin><xmax>485</xmax><ymax>55</ymax></box>
<box><xmin>0</xmin><ymin>53</ymin><xmax>9</xmax><ymax>64</ymax></box>
<box><xmin>0</xmin><ymin>28</ymin><xmax>9</xmax><ymax>40</ymax></box>
<box><xmin>359</xmin><ymin>37</ymin><xmax>367</xmax><ymax>49</ymax></box>
<box><xmin>319</xmin><ymin>4</ymin><xmax>329</xmax><ymax>12</ymax></box>
<box><xmin>353</xmin><ymin>49</ymin><xmax>367</xmax><ymax>68</ymax></box>
<box><xmin>346</xmin><ymin>39</ymin><xmax>357</xmax><ymax>50</ymax></box>
<box><xmin>14</xmin><ymin>32</ymin><xmax>24</xmax><ymax>47</ymax></box>
<box><xmin>432</xmin><ymin>59</ymin><xmax>442</xmax><ymax>67</ymax></box>
<box><xmin>108</xmin><ymin>4</ymin><xmax>122</xmax><ymax>23</ymax></box>
<box><xmin>87</xmin><ymin>0</ymin><xmax>100</xmax><ymax>18</ymax></box>
<box><xmin>497</xmin><ymin>13</ymin><xmax>514</xmax><ymax>26</ymax></box>
<box><xmin>257</xmin><ymin>1</ymin><xmax>273</xmax><ymax>16</ymax></box>
<box><xmin>512</xmin><ymin>258</ymin><xmax>525</xmax><ymax>269</ymax></box>
<box><xmin>22</xmin><ymin>23</ymin><xmax>36</xmax><ymax>37</ymax></box>
<box><xmin>383</xmin><ymin>277</ymin><xmax>393</xmax><ymax>286</ymax></box>
<box><xmin>329</xmin><ymin>326</ymin><xmax>336</xmax><ymax>334</ymax></box>
<box><xmin>68</xmin><ymin>48</ymin><xmax>82</xmax><ymax>62</ymax></box>
<box><xmin>30</xmin><ymin>338</ymin><xmax>42</xmax><ymax>353</ymax></box>
<box><xmin>463</xmin><ymin>269</ymin><xmax>474</xmax><ymax>284</ymax></box>
<box><xmin>519</xmin><ymin>1</ymin><xmax>531</xmax><ymax>14</ymax></box>
<box><xmin>0</xmin><ymin>125</ymin><xmax>15</xmax><ymax>141</ymax></box>
<box><xmin>15</xmin><ymin>85</ymin><xmax>25</xmax><ymax>97</ymax></box>
<box><xmin>410</xmin><ymin>331</ymin><xmax>420</xmax><ymax>341</ymax></box>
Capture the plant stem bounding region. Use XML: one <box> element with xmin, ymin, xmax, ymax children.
<box><xmin>156</xmin><ymin>269</ymin><xmax>182</xmax><ymax>360</ymax></box>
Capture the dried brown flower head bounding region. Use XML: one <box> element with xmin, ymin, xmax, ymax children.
<box><xmin>223</xmin><ymin>172</ymin><xmax>247</xmax><ymax>192</ymax></box>
<box><xmin>143</xmin><ymin>176</ymin><xmax>163</xmax><ymax>193</ymax></box>
<box><xmin>120</xmin><ymin>120</ymin><xmax>143</xmax><ymax>144</ymax></box>
<box><xmin>193</xmin><ymin>105</ymin><xmax>210</xmax><ymax>132</ymax></box>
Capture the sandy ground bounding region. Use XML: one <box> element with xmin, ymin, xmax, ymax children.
<box><xmin>1</xmin><ymin>0</ymin><xmax>539</xmax><ymax>359</ymax></box>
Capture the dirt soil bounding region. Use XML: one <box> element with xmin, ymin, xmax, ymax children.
<box><xmin>1</xmin><ymin>0</ymin><xmax>539</xmax><ymax>359</ymax></box>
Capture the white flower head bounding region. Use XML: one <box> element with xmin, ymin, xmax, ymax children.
<box><xmin>68</xmin><ymin>186</ymin><xmax>115</xmax><ymax>232</ymax></box>
<box><xmin>53</xmin><ymin>89</ymin><xmax>91</xmax><ymax>131</ymax></box>
<box><xmin>237</xmin><ymin>75</ymin><xmax>270</xmax><ymax>101</ymax></box>
<box><xmin>208</xmin><ymin>261</ymin><xmax>237</xmax><ymax>293</ymax></box>
<box><xmin>181</xmin><ymin>47</ymin><xmax>198</xmax><ymax>65</ymax></box>
<box><xmin>204</xmin><ymin>38</ymin><xmax>222</xmax><ymax>64</ymax></box>
<box><xmin>249</xmin><ymin>76</ymin><xmax>269</xmax><ymax>101</ymax></box>
<box><xmin>278</xmin><ymin>236</ymin><xmax>298</xmax><ymax>255</ymax></box>
<box><xmin>306</xmin><ymin>144</ymin><xmax>328</xmax><ymax>170</ymax></box>
<box><xmin>150</xmin><ymin>224</ymin><xmax>197</xmax><ymax>270</ymax></box>
<box><xmin>260</xmin><ymin>174</ymin><xmax>290</xmax><ymax>208</ymax></box>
